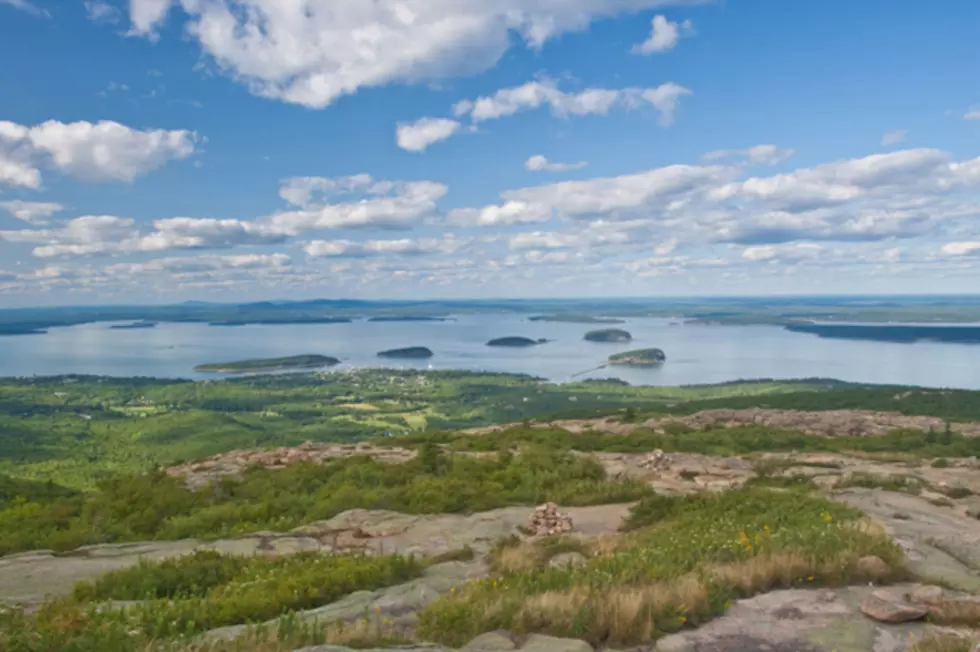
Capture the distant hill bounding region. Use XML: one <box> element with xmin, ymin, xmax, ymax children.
<box><xmin>786</xmin><ymin>323</ymin><xmax>980</xmax><ymax>344</ymax></box>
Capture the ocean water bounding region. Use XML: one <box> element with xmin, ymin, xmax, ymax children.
<box><xmin>0</xmin><ymin>314</ymin><xmax>978</xmax><ymax>389</ymax></box>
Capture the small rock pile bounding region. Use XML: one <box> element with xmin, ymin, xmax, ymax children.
<box><xmin>527</xmin><ymin>502</ymin><xmax>573</xmax><ymax>536</ymax></box>
<box><xmin>164</xmin><ymin>441</ymin><xmax>416</xmax><ymax>490</ymax></box>
<box><xmin>639</xmin><ymin>449</ymin><xmax>672</xmax><ymax>471</ymax></box>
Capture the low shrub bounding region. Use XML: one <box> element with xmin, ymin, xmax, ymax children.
<box><xmin>1</xmin><ymin>551</ymin><xmax>424</xmax><ymax>651</ymax></box>
<box><xmin>417</xmin><ymin>488</ymin><xmax>905</xmax><ymax>647</ymax></box>
<box><xmin>834</xmin><ymin>472</ymin><xmax>923</xmax><ymax>494</ymax></box>
<box><xmin>0</xmin><ymin>447</ymin><xmax>651</xmax><ymax>555</ymax></box>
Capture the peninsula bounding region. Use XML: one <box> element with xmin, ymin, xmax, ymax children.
<box><xmin>377</xmin><ymin>346</ymin><xmax>434</xmax><ymax>359</ymax></box>
<box><xmin>608</xmin><ymin>348</ymin><xmax>666</xmax><ymax>366</ymax></box>
<box><xmin>0</xmin><ymin>325</ymin><xmax>46</xmax><ymax>336</ymax></box>
<box><xmin>486</xmin><ymin>336</ymin><xmax>549</xmax><ymax>347</ymax></box>
<box><xmin>584</xmin><ymin>328</ymin><xmax>633</xmax><ymax>342</ymax></box>
<box><xmin>786</xmin><ymin>323</ymin><xmax>980</xmax><ymax>344</ymax></box>
<box><xmin>109</xmin><ymin>321</ymin><xmax>157</xmax><ymax>330</ymax></box>
<box><xmin>194</xmin><ymin>354</ymin><xmax>341</xmax><ymax>374</ymax></box>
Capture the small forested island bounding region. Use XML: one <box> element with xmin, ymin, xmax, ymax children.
<box><xmin>0</xmin><ymin>325</ymin><xmax>47</xmax><ymax>336</ymax></box>
<box><xmin>529</xmin><ymin>314</ymin><xmax>625</xmax><ymax>324</ymax></box>
<box><xmin>194</xmin><ymin>354</ymin><xmax>341</xmax><ymax>374</ymax></box>
<box><xmin>785</xmin><ymin>323</ymin><xmax>980</xmax><ymax>344</ymax></box>
<box><xmin>377</xmin><ymin>346</ymin><xmax>434</xmax><ymax>359</ymax></box>
<box><xmin>367</xmin><ymin>316</ymin><xmax>451</xmax><ymax>322</ymax></box>
<box><xmin>486</xmin><ymin>336</ymin><xmax>550</xmax><ymax>347</ymax></box>
<box><xmin>584</xmin><ymin>328</ymin><xmax>633</xmax><ymax>342</ymax></box>
<box><xmin>608</xmin><ymin>348</ymin><xmax>666</xmax><ymax>366</ymax></box>
<box><xmin>109</xmin><ymin>321</ymin><xmax>158</xmax><ymax>330</ymax></box>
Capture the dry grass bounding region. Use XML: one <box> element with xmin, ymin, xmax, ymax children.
<box><xmin>489</xmin><ymin>535</ymin><xmax>597</xmax><ymax>574</ymax></box>
<box><xmin>467</xmin><ymin>548</ymin><xmax>901</xmax><ymax>647</ymax></box>
<box><xmin>177</xmin><ymin>614</ymin><xmax>413</xmax><ymax>651</ymax></box>
<box><xmin>911</xmin><ymin>633</ymin><xmax>979</xmax><ymax>652</ymax></box>
<box><xmin>516</xmin><ymin>576</ymin><xmax>706</xmax><ymax>645</ymax></box>
<box><xmin>418</xmin><ymin>487</ymin><xmax>907</xmax><ymax>647</ymax></box>
<box><xmin>927</xmin><ymin>599</ymin><xmax>980</xmax><ymax>627</ymax></box>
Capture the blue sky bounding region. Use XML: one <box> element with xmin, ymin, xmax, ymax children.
<box><xmin>1</xmin><ymin>0</ymin><xmax>979</xmax><ymax>306</ymax></box>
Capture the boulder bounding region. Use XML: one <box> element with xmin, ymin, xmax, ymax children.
<box><xmin>855</xmin><ymin>555</ymin><xmax>889</xmax><ymax>579</ymax></box>
<box><xmin>461</xmin><ymin>631</ymin><xmax>517</xmax><ymax>652</ymax></box>
<box><xmin>860</xmin><ymin>589</ymin><xmax>929</xmax><ymax>623</ymax></box>
<box><xmin>639</xmin><ymin>449</ymin><xmax>672</xmax><ymax>472</ymax></box>
<box><xmin>548</xmin><ymin>552</ymin><xmax>588</xmax><ymax>569</ymax></box>
<box><xmin>907</xmin><ymin>585</ymin><xmax>945</xmax><ymax>605</ymax></box>
<box><xmin>519</xmin><ymin>635</ymin><xmax>593</xmax><ymax>652</ymax></box>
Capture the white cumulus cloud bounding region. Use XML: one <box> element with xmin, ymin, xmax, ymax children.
<box><xmin>941</xmin><ymin>242</ymin><xmax>980</xmax><ymax>257</ymax></box>
<box><xmin>407</xmin><ymin>79</ymin><xmax>692</xmax><ymax>150</ymax></box>
<box><xmin>0</xmin><ymin>0</ymin><xmax>48</xmax><ymax>17</ymax></box>
<box><xmin>703</xmin><ymin>145</ymin><xmax>794</xmax><ymax>166</ymax></box>
<box><xmin>0</xmin><ymin>120</ymin><xmax>198</xmax><ymax>188</ymax></box>
<box><xmin>304</xmin><ymin>236</ymin><xmax>465</xmax><ymax>258</ymax></box>
<box><xmin>632</xmin><ymin>15</ymin><xmax>693</xmax><ymax>54</ymax></box>
<box><xmin>85</xmin><ymin>0</ymin><xmax>121</xmax><ymax>23</ymax></box>
<box><xmin>126</xmin><ymin>0</ymin><xmax>706</xmax><ymax>108</ymax></box>
<box><xmin>881</xmin><ymin>130</ymin><xmax>907</xmax><ymax>146</ymax></box>
<box><xmin>396</xmin><ymin>118</ymin><xmax>461</xmax><ymax>152</ymax></box>
<box><xmin>525</xmin><ymin>155</ymin><xmax>588</xmax><ymax>172</ymax></box>
<box><xmin>453</xmin><ymin>79</ymin><xmax>691</xmax><ymax>126</ymax></box>
<box><xmin>0</xmin><ymin>200</ymin><xmax>64</xmax><ymax>225</ymax></box>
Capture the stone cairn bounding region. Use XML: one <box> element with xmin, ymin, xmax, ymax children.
<box><xmin>639</xmin><ymin>449</ymin><xmax>672</xmax><ymax>471</ymax></box>
<box><xmin>527</xmin><ymin>502</ymin><xmax>574</xmax><ymax>536</ymax></box>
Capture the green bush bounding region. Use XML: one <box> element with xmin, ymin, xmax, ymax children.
<box><xmin>835</xmin><ymin>472</ymin><xmax>923</xmax><ymax>494</ymax></box>
<box><xmin>72</xmin><ymin>550</ymin><xmax>250</xmax><ymax>601</ymax></box>
<box><xmin>2</xmin><ymin>551</ymin><xmax>424</xmax><ymax>651</ymax></box>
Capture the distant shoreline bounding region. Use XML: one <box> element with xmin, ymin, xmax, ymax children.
<box><xmin>785</xmin><ymin>323</ymin><xmax>980</xmax><ymax>344</ymax></box>
<box><xmin>194</xmin><ymin>354</ymin><xmax>341</xmax><ymax>374</ymax></box>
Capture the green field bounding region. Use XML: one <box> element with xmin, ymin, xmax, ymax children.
<box><xmin>0</xmin><ymin>371</ymin><xmax>847</xmax><ymax>488</ymax></box>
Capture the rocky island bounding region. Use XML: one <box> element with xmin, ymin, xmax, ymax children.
<box><xmin>377</xmin><ymin>346</ymin><xmax>434</xmax><ymax>359</ymax></box>
<box><xmin>608</xmin><ymin>348</ymin><xmax>666</xmax><ymax>366</ymax></box>
<box><xmin>584</xmin><ymin>328</ymin><xmax>633</xmax><ymax>342</ymax></box>
<box><xmin>194</xmin><ymin>354</ymin><xmax>341</xmax><ymax>374</ymax></box>
<box><xmin>486</xmin><ymin>336</ymin><xmax>550</xmax><ymax>347</ymax></box>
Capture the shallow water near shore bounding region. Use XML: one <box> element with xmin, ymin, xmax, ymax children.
<box><xmin>1</xmin><ymin>314</ymin><xmax>978</xmax><ymax>389</ymax></box>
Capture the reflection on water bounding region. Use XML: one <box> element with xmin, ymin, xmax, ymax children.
<box><xmin>0</xmin><ymin>315</ymin><xmax>978</xmax><ymax>389</ymax></box>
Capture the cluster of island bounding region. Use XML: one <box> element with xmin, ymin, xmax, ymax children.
<box><xmin>6</xmin><ymin>298</ymin><xmax>980</xmax><ymax>345</ymax></box>
<box><xmin>193</xmin><ymin>327</ymin><xmax>667</xmax><ymax>375</ymax></box>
